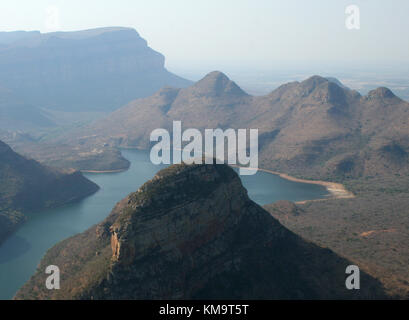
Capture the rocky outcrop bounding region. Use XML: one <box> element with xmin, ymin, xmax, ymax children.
<box><xmin>367</xmin><ymin>87</ymin><xmax>397</xmax><ymax>100</ymax></box>
<box><xmin>16</xmin><ymin>162</ymin><xmax>386</xmax><ymax>300</ymax></box>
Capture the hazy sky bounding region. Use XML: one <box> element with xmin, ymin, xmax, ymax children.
<box><xmin>0</xmin><ymin>0</ymin><xmax>408</xmax><ymax>72</ymax></box>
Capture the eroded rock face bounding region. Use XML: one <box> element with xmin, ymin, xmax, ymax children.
<box><xmin>367</xmin><ymin>87</ymin><xmax>396</xmax><ymax>100</ymax></box>
<box><xmin>103</xmin><ymin>164</ymin><xmax>254</xmax><ymax>298</ymax></box>
<box><xmin>16</xmin><ymin>163</ymin><xmax>387</xmax><ymax>300</ymax></box>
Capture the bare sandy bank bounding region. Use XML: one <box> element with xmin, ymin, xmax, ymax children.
<box><xmin>80</xmin><ymin>168</ymin><xmax>127</xmax><ymax>173</ymax></box>
<box><xmin>231</xmin><ymin>165</ymin><xmax>355</xmax><ymax>203</ymax></box>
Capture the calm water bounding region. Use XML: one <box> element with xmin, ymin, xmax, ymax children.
<box><xmin>0</xmin><ymin>149</ymin><xmax>328</xmax><ymax>299</ymax></box>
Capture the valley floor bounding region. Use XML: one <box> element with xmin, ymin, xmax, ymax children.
<box><xmin>265</xmin><ymin>189</ymin><xmax>409</xmax><ymax>299</ymax></box>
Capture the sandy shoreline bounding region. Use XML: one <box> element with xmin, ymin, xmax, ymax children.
<box><xmin>81</xmin><ymin>168</ymin><xmax>128</xmax><ymax>173</ymax></box>
<box><xmin>259</xmin><ymin>168</ymin><xmax>354</xmax><ymax>203</ymax></box>
<box><xmin>231</xmin><ymin>165</ymin><xmax>354</xmax><ymax>203</ymax></box>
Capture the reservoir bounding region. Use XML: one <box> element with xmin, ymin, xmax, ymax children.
<box><xmin>0</xmin><ymin>149</ymin><xmax>328</xmax><ymax>299</ymax></box>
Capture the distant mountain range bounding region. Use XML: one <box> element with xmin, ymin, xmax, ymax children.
<box><xmin>15</xmin><ymin>162</ymin><xmax>386</xmax><ymax>299</ymax></box>
<box><xmin>0</xmin><ymin>27</ymin><xmax>192</xmax><ymax>116</ymax></box>
<box><xmin>0</xmin><ymin>140</ymin><xmax>99</xmax><ymax>244</ymax></box>
<box><xmin>72</xmin><ymin>71</ymin><xmax>409</xmax><ymax>181</ymax></box>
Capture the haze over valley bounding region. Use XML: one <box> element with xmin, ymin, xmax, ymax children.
<box><xmin>0</xmin><ymin>1</ymin><xmax>409</xmax><ymax>303</ymax></box>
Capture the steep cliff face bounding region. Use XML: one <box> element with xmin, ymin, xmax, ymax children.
<box><xmin>0</xmin><ymin>27</ymin><xmax>192</xmax><ymax>112</ymax></box>
<box><xmin>16</xmin><ymin>163</ymin><xmax>386</xmax><ymax>300</ymax></box>
<box><xmin>0</xmin><ymin>140</ymin><xmax>99</xmax><ymax>244</ymax></box>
